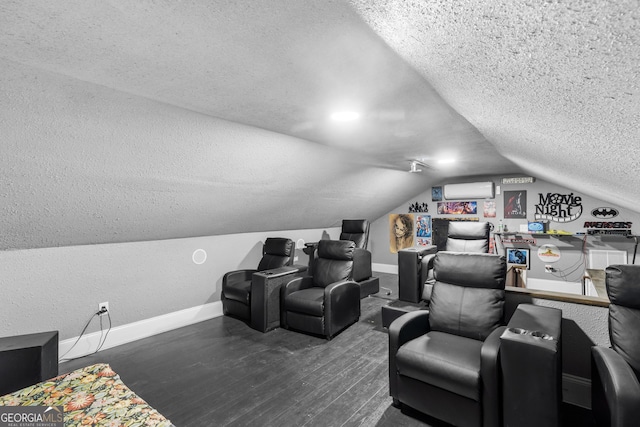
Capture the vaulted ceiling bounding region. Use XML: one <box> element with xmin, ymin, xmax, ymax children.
<box><xmin>0</xmin><ymin>0</ymin><xmax>637</xmax><ymax>249</ymax></box>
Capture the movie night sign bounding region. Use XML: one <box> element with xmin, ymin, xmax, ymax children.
<box><xmin>534</xmin><ymin>193</ymin><xmax>583</xmax><ymax>223</ymax></box>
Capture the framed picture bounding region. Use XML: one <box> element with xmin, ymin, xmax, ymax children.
<box><xmin>389</xmin><ymin>213</ymin><xmax>415</xmax><ymax>253</ymax></box>
<box><xmin>415</xmin><ymin>214</ymin><xmax>432</xmax><ymax>246</ymax></box>
<box><xmin>504</xmin><ymin>190</ymin><xmax>527</xmax><ymax>218</ymax></box>
<box><xmin>506</xmin><ymin>248</ymin><xmax>530</xmax><ymax>269</ymax></box>
<box><xmin>432</xmin><ymin>186</ymin><xmax>443</xmax><ymax>201</ymax></box>
<box><xmin>437</xmin><ymin>201</ymin><xmax>477</xmax><ymax>215</ymax></box>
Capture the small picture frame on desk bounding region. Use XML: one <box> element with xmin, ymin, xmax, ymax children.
<box><xmin>506</xmin><ymin>248</ymin><xmax>530</xmax><ymax>269</ymax></box>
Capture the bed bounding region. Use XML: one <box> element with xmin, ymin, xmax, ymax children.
<box><xmin>0</xmin><ymin>363</ymin><xmax>173</xmax><ymax>426</ymax></box>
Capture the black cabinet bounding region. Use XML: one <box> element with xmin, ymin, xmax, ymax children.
<box><xmin>0</xmin><ymin>331</ymin><xmax>58</xmax><ymax>396</ymax></box>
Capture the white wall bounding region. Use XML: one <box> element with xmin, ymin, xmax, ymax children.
<box><xmin>0</xmin><ymin>228</ymin><xmax>338</xmax><ymax>340</ymax></box>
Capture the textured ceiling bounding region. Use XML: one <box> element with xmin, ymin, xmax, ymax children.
<box><xmin>0</xmin><ymin>0</ymin><xmax>638</xmax><ymax>249</ymax></box>
<box><xmin>348</xmin><ymin>0</ymin><xmax>640</xmax><ymax>209</ymax></box>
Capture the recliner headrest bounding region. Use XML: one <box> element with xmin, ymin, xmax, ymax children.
<box><xmin>606</xmin><ymin>265</ymin><xmax>640</xmax><ymax>309</ymax></box>
<box><xmin>447</xmin><ymin>221</ymin><xmax>490</xmax><ymax>240</ymax></box>
<box><xmin>341</xmin><ymin>219</ymin><xmax>369</xmax><ymax>234</ymax></box>
<box><xmin>340</xmin><ymin>219</ymin><xmax>370</xmax><ymax>249</ymax></box>
<box><xmin>263</xmin><ymin>238</ymin><xmax>294</xmax><ymax>257</ymax></box>
<box><xmin>434</xmin><ymin>252</ymin><xmax>506</xmax><ymax>289</ymax></box>
<box><xmin>318</xmin><ymin>240</ymin><xmax>355</xmax><ymax>260</ymax></box>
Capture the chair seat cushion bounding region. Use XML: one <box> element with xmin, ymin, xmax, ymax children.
<box><xmin>285</xmin><ymin>287</ymin><xmax>325</xmax><ymax>316</ymax></box>
<box><xmin>223</xmin><ymin>280</ymin><xmax>251</xmax><ymax>303</ymax></box>
<box><xmin>396</xmin><ymin>331</ymin><xmax>483</xmax><ymax>401</ymax></box>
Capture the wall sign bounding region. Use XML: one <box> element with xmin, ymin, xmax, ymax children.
<box><xmin>408</xmin><ymin>202</ymin><xmax>429</xmax><ymax>213</ymax></box>
<box><xmin>501</xmin><ymin>177</ymin><xmax>535</xmax><ymax>184</ymax></box>
<box><xmin>591</xmin><ymin>207</ymin><xmax>619</xmax><ymax>219</ymax></box>
<box><xmin>534</xmin><ymin>193</ymin><xmax>583</xmax><ymax>223</ymax></box>
<box><xmin>583</xmin><ymin>221</ymin><xmax>632</xmax><ymax>229</ymax></box>
<box><xmin>537</xmin><ymin>244</ymin><xmax>561</xmax><ymax>263</ymax></box>
<box><xmin>503</xmin><ymin>237</ymin><xmax>537</xmax><ymax>245</ymax></box>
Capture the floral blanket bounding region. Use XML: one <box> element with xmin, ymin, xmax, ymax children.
<box><xmin>0</xmin><ymin>363</ymin><xmax>173</xmax><ymax>427</ymax></box>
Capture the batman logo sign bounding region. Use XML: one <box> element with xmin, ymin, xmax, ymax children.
<box><xmin>592</xmin><ymin>207</ymin><xmax>619</xmax><ymax>219</ymax></box>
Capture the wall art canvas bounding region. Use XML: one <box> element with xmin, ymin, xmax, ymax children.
<box><xmin>504</xmin><ymin>190</ymin><xmax>527</xmax><ymax>218</ymax></box>
<box><xmin>389</xmin><ymin>213</ymin><xmax>415</xmax><ymax>253</ymax></box>
<box><xmin>437</xmin><ymin>201</ymin><xmax>477</xmax><ymax>215</ymax></box>
<box><xmin>432</xmin><ymin>186</ymin><xmax>443</xmax><ymax>201</ymax></box>
<box><xmin>484</xmin><ymin>200</ymin><xmax>496</xmax><ymax>218</ymax></box>
<box><xmin>416</xmin><ymin>215</ymin><xmax>432</xmax><ymax>245</ymax></box>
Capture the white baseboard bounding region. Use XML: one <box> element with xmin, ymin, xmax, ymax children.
<box><xmin>59</xmin><ymin>301</ymin><xmax>223</xmax><ymax>362</ymax></box>
<box><xmin>373</xmin><ymin>263</ymin><xmax>397</xmax><ymax>274</ymax></box>
<box><xmin>563</xmin><ymin>373</ymin><xmax>591</xmax><ymax>409</ymax></box>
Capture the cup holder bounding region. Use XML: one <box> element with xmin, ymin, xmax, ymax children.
<box><xmin>530</xmin><ymin>331</ymin><xmax>555</xmax><ymax>340</ymax></box>
<box><xmin>507</xmin><ymin>328</ymin><xmax>555</xmax><ymax>340</ymax></box>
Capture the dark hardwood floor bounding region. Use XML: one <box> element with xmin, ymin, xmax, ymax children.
<box><xmin>60</xmin><ymin>272</ymin><xmax>593</xmax><ymax>427</ymax></box>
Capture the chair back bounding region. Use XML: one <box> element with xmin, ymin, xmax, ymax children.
<box><xmin>429</xmin><ymin>252</ymin><xmax>506</xmax><ymax>340</ymax></box>
<box><xmin>445</xmin><ymin>221</ymin><xmax>490</xmax><ymax>253</ymax></box>
<box><xmin>340</xmin><ymin>219</ymin><xmax>370</xmax><ymax>249</ymax></box>
<box><xmin>257</xmin><ymin>238</ymin><xmax>294</xmax><ymax>271</ymax></box>
<box><xmin>313</xmin><ymin>240</ymin><xmax>355</xmax><ymax>287</ymax></box>
<box><xmin>605</xmin><ymin>264</ymin><xmax>640</xmax><ymax>379</ymax></box>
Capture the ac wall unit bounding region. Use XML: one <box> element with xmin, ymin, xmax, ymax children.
<box><xmin>443</xmin><ymin>182</ymin><xmax>495</xmax><ymax>200</ymax></box>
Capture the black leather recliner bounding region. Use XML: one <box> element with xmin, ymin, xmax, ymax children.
<box><xmin>281</xmin><ymin>240</ymin><xmax>361</xmax><ymax>339</ymax></box>
<box><xmin>592</xmin><ymin>264</ymin><xmax>640</xmax><ymax>427</ymax></box>
<box><xmin>305</xmin><ymin>219</ymin><xmax>379</xmax><ymax>298</ymax></box>
<box><xmin>398</xmin><ymin>221</ymin><xmax>490</xmax><ymax>303</ymax></box>
<box><xmin>221</xmin><ymin>238</ymin><xmax>294</xmax><ymax>321</ymax></box>
<box><xmin>390</xmin><ymin>251</ymin><xmax>507</xmax><ymax>427</ymax></box>
<box><xmin>390</xmin><ymin>251</ymin><xmax>562</xmax><ymax>427</ymax></box>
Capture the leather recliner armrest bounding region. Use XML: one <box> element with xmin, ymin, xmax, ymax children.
<box><xmin>592</xmin><ymin>346</ymin><xmax>640</xmax><ymax>427</ymax></box>
<box><xmin>398</xmin><ymin>246</ymin><xmax>437</xmax><ymax>303</ymax></box>
<box><xmin>222</xmin><ymin>269</ymin><xmax>257</xmax><ymax>289</ymax></box>
<box><xmin>501</xmin><ymin>304</ymin><xmax>563</xmax><ymax>427</ymax></box>
<box><xmin>480</xmin><ymin>325</ymin><xmax>507</xmax><ymax>427</ymax></box>
<box><xmin>352</xmin><ymin>248</ymin><xmax>372</xmax><ymax>282</ymax></box>
<box><xmin>388</xmin><ymin>310</ymin><xmax>431</xmax><ymax>398</ymax></box>
<box><xmin>251</xmin><ymin>267</ymin><xmax>304</xmax><ymax>332</ymax></box>
<box><xmin>324</xmin><ymin>280</ymin><xmax>361</xmax><ymax>337</ymax></box>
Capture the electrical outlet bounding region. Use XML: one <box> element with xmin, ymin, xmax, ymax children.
<box><xmin>544</xmin><ymin>265</ymin><xmax>554</xmax><ymax>273</ymax></box>
<box><xmin>98</xmin><ymin>302</ymin><xmax>109</xmax><ymax>315</ymax></box>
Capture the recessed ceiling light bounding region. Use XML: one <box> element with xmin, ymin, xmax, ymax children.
<box><xmin>437</xmin><ymin>158</ymin><xmax>456</xmax><ymax>165</ymax></box>
<box><xmin>330</xmin><ymin>111</ymin><xmax>361</xmax><ymax>122</ymax></box>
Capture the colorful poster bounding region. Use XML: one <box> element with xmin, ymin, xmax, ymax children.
<box><xmin>416</xmin><ymin>215</ymin><xmax>432</xmax><ymax>246</ymax></box>
<box><xmin>437</xmin><ymin>201</ymin><xmax>477</xmax><ymax>215</ymax></box>
<box><xmin>484</xmin><ymin>200</ymin><xmax>496</xmax><ymax>218</ymax></box>
<box><xmin>389</xmin><ymin>213</ymin><xmax>415</xmax><ymax>253</ymax></box>
<box><xmin>504</xmin><ymin>190</ymin><xmax>527</xmax><ymax>218</ymax></box>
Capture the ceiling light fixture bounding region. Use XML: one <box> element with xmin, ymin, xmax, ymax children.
<box><xmin>437</xmin><ymin>157</ymin><xmax>456</xmax><ymax>165</ymax></box>
<box><xmin>330</xmin><ymin>111</ymin><xmax>361</xmax><ymax>122</ymax></box>
<box><xmin>409</xmin><ymin>160</ymin><xmax>424</xmax><ymax>173</ymax></box>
